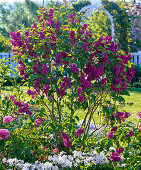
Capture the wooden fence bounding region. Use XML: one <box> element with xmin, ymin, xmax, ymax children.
<box><xmin>0</xmin><ymin>52</ymin><xmax>17</xmax><ymax>76</ymax></box>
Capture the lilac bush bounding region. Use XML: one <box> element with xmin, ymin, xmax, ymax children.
<box><xmin>0</xmin><ymin>4</ymin><xmax>139</xmax><ymax>168</ymax></box>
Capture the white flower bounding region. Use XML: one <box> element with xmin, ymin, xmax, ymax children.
<box><xmin>22</xmin><ymin>167</ymin><xmax>29</xmax><ymax>170</ymax></box>
<box><xmin>120</xmin><ymin>164</ymin><xmax>126</xmax><ymax>167</ymax></box>
<box><xmin>42</xmin><ymin>162</ymin><xmax>53</xmax><ymax>170</ymax></box>
<box><xmin>2</xmin><ymin>157</ymin><xmax>7</xmax><ymax>163</ymax></box>
<box><xmin>16</xmin><ymin>163</ymin><xmax>24</xmax><ymax>169</ymax></box>
<box><xmin>48</xmin><ymin>156</ymin><xmax>52</xmax><ymax>161</ymax></box>
<box><xmin>137</xmin><ymin>149</ymin><xmax>140</xmax><ymax>153</ymax></box>
<box><xmin>67</xmin><ymin>155</ymin><xmax>74</xmax><ymax>161</ymax></box>
<box><xmin>131</xmin><ymin>148</ymin><xmax>134</xmax><ymax>150</ymax></box>
<box><xmin>49</xmin><ymin>134</ymin><xmax>54</xmax><ymax>139</ymax></box>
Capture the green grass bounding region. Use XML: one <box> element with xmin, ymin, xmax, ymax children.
<box><xmin>1</xmin><ymin>86</ymin><xmax>141</xmax><ymax>124</ymax></box>
<box><xmin>120</xmin><ymin>87</ymin><xmax>141</xmax><ymax>123</ymax></box>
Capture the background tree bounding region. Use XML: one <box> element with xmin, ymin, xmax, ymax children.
<box><xmin>0</xmin><ymin>0</ymin><xmax>39</xmax><ymax>38</ymax></box>
<box><xmin>127</xmin><ymin>3</ymin><xmax>141</xmax><ymax>52</ymax></box>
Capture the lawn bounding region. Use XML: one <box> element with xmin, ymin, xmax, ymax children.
<box><xmin>1</xmin><ymin>86</ymin><xmax>141</xmax><ymax>124</ymax></box>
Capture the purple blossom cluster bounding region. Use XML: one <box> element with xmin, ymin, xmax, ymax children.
<box><xmin>10</xmin><ymin>31</ymin><xmax>23</xmax><ymax>48</ymax></box>
<box><xmin>10</xmin><ymin>95</ymin><xmax>33</xmax><ymax>116</ymax></box>
<box><xmin>126</xmin><ymin>131</ymin><xmax>134</xmax><ymax>138</ymax></box>
<box><xmin>54</xmin><ymin>52</ymin><xmax>71</xmax><ymax>66</ymax></box>
<box><xmin>35</xmin><ymin>117</ymin><xmax>46</xmax><ymax>128</ymax></box>
<box><xmin>18</xmin><ymin>59</ymin><xmax>27</xmax><ymax>80</ymax></box>
<box><xmin>76</xmin><ymin>128</ymin><xmax>85</xmax><ymax>137</ymax></box>
<box><xmin>108</xmin><ymin>126</ymin><xmax>118</xmax><ymax>139</ymax></box>
<box><xmin>57</xmin><ymin>77</ymin><xmax>72</xmax><ymax>97</ymax></box>
<box><xmin>113</xmin><ymin>112</ymin><xmax>130</xmax><ymax>124</ymax></box>
<box><xmin>61</xmin><ymin>132</ymin><xmax>72</xmax><ymax>148</ymax></box>
<box><xmin>3</xmin><ymin>116</ymin><xmax>13</xmax><ymax>124</ymax></box>
<box><xmin>137</xmin><ymin>111</ymin><xmax>141</xmax><ymax>119</ymax></box>
<box><xmin>10</xmin><ymin>7</ymin><xmax>135</xmax><ymax>105</ymax></box>
<box><xmin>138</xmin><ymin>123</ymin><xmax>141</xmax><ymax>131</ymax></box>
<box><xmin>0</xmin><ymin>129</ymin><xmax>10</xmax><ymax>140</ymax></box>
<box><xmin>109</xmin><ymin>147</ymin><xmax>124</xmax><ymax>163</ymax></box>
<box><xmin>71</xmin><ymin>63</ymin><xmax>79</xmax><ymax>75</ymax></box>
<box><xmin>27</xmin><ymin>89</ymin><xmax>35</xmax><ymax>99</ymax></box>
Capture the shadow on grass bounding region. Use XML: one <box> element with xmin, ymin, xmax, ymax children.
<box><xmin>127</xmin><ymin>87</ymin><xmax>141</xmax><ymax>93</ymax></box>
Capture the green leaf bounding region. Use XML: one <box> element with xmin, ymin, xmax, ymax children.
<box><xmin>120</xmin><ymin>90</ymin><xmax>130</xmax><ymax>96</ymax></box>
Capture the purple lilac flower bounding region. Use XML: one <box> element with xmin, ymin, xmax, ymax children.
<box><xmin>76</xmin><ymin>128</ymin><xmax>85</xmax><ymax>137</ymax></box>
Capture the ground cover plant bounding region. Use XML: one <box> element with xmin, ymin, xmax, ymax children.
<box><xmin>0</xmin><ymin>5</ymin><xmax>141</xmax><ymax>170</ymax></box>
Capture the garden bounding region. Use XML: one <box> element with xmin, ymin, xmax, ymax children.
<box><xmin>0</xmin><ymin>0</ymin><xmax>141</xmax><ymax>170</ymax></box>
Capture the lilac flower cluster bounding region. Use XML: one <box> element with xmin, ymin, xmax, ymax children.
<box><xmin>54</xmin><ymin>52</ymin><xmax>71</xmax><ymax>66</ymax></box>
<box><xmin>35</xmin><ymin>117</ymin><xmax>46</xmax><ymax>128</ymax></box>
<box><xmin>126</xmin><ymin>131</ymin><xmax>134</xmax><ymax>138</ymax></box>
<box><xmin>10</xmin><ymin>95</ymin><xmax>33</xmax><ymax>116</ymax></box>
<box><xmin>138</xmin><ymin>123</ymin><xmax>141</xmax><ymax>131</ymax></box>
<box><xmin>10</xmin><ymin>31</ymin><xmax>23</xmax><ymax>48</ymax></box>
<box><xmin>137</xmin><ymin>111</ymin><xmax>141</xmax><ymax>119</ymax></box>
<box><xmin>18</xmin><ymin>59</ymin><xmax>27</xmax><ymax>80</ymax></box>
<box><xmin>71</xmin><ymin>63</ymin><xmax>79</xmax><ymax>75</ymax></box>
<box><xmin>61</xmin><ymin>132</ymin><xmax>72</xmax><ymax>148</ymax></box>
<box><xmin>57</xmin><ymin>77</ymin><xmax>72</xmax><ymax>97</ymax></box>
<box><xmin>76</xmin><ymin>128</ymin><xmax>85</xmax><ymax>137</ymax></box>
<box><xmin>109</xmin><ymin>147</ymin><xmax>124</xmax><ymax>163</ymax></box>
<box><xmin>108</xmin><ymin>126</ymin><xmax>118</xmax><ymax>139</ymax></box>
<box><xmin>112</xmin><ymin>112</ymin><xmax>130</xmax><ymax>124</ymax></box>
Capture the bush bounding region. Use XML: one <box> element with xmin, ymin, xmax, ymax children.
<box><xmin>0</xmin><ymin>35</ymin><xmax>11</xmax><ymax>52</ymax></box>
<box><xmin>0</xmin><ymin>4</ymin><xmax>139</xmax><ymax>169</ymax></box>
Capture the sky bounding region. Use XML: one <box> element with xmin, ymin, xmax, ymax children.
<box><xmin>0</xmin><ymin>0</ymin><xmax>140</xmax><ymax>4</ymax></box>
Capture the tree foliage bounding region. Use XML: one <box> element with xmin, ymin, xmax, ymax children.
<box><xmin>0</xmin><ymin>0</ymin><xmax>39</xmax><ymax>38</ymax></box>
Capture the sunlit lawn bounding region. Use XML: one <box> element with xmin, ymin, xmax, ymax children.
<box><xmin>1</xmin><ymin>86</ymin><xmax>141</xmax><ymax>124</ymax></box>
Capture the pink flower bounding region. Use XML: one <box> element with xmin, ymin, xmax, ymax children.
<box><xmin>51</xmin><ymin>148</ymin><xmax>58</xmax><ymax>154</ymax></box>
<box><xmin>35</xmin><ymin>119</ymin><xmax>41</xmax><ymax>128</ymax></box>
<box><xmin>0</xmin><ymin>154</ymin><xmax>2</xmax><ymax>157</ymax></box>
<box><xmin>43</xmin><ymin>156</ymin><xmax>46</xmax><ymax>161</ymax></box>
<box><xmin>3</xmin><ymin>116</ymin><xmax>13</xmax><ymax>123</ymax></box>
<box><xmin>30</xmin><ymin>150</ymin><xmax>34</xmax><ymax>154</ymax></box>
<box><xmin>76</xmin><ymin>128</ymin><xmax>85</xmax><ymax>137</ymax></box>
<box><xmin>108</xmin><ymin>132</ymin><xmax>114</xmax><ymax>139</ymax></box>
<box><xmin>61</xmin><ymin>132</ymin><xmax>72</xmax><ymax>147</ymax></box>
<box><xmin>0</xmin><ymin>129</ymin><xmax>10</xmax><ymax>140</ymax></box>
